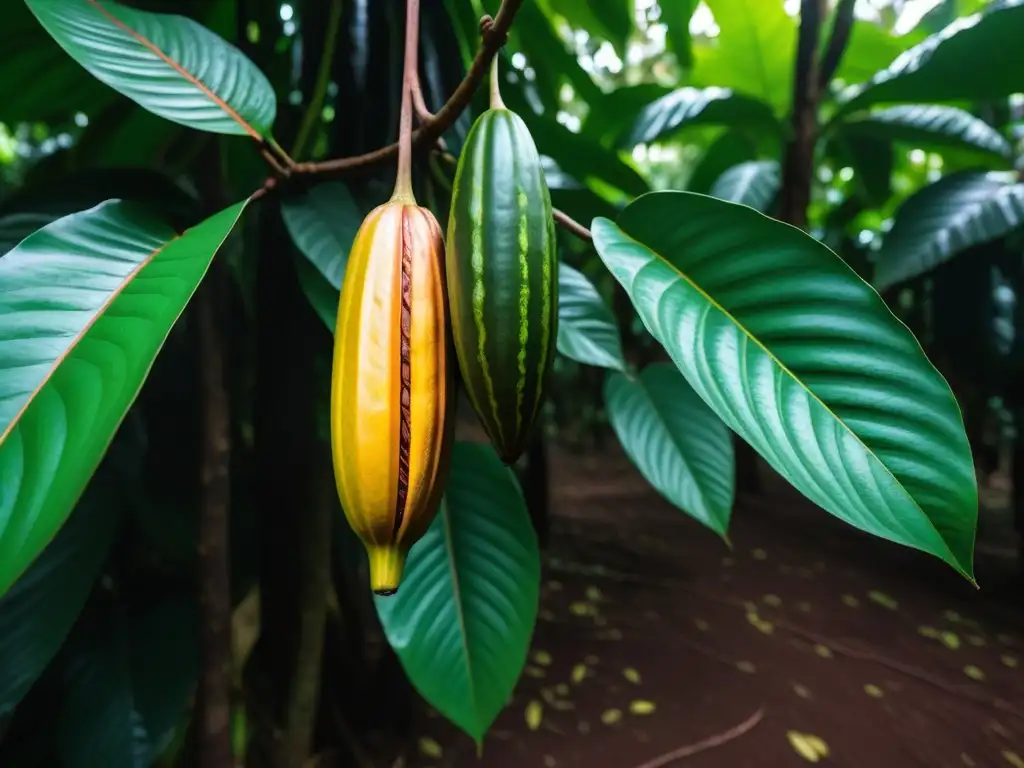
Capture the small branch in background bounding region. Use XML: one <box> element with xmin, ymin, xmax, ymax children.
<box><xmin>259</xmin><ymin>146</ymin><xmax>292</xmax><ymax>179</ymax></box>
<box><xmin>291</xmin><ymin>0</ymin><xmax>344</xmax><ymax>159</ymax></box>
<box><xmin>778</xmin><ymin>0</ymin><xmax>828</xmax><ymax>231</ymax></box>
<box><xmin>819</xmin><ymin>0</ymin><xmax>857</xmax><ymax>87</ymax></box>
<box><xmin>553</xmin><ymin>208</ymin><xmax>592</xmax><ymax>242</ymax></box>
<box><xmin>628</xmin><ymin>708</ymin><xmax>765</xmax><ymax>768</ymax></box>
<box><xmin>293</xmin><ymin>0</ymin><xmax>523</xmax><ymax>177</ymax></box>
<box><xmin>196</xmin><ymin>273</ymin><xmax>234</xmax><ymax>768</ymax></box>
<box><xmin>410</xmin><ymin>67</ymin><xmax>435</xmax><ymax>123</ymax></box>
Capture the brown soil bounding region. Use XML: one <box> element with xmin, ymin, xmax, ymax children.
<box><xmin>404</xmin><ymin>445</ymin><xmax>1024</xmax><ymax>768</ymax></box>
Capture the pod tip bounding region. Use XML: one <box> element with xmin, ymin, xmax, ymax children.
<box><xmin>374</xmin><ymin>587</ymin><xmax>399</xmax><ymax>597</ymax></box>
<box><xmin>367</xmin><ymin>544</ymin><xmax>407</xmax><ymax>596</ymax></box>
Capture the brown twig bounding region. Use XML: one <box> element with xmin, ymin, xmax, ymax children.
<box><xmin>820</xmin><ymin>0</ymin><xmax>857</xmax><ymax>86</ymax></box>
<box><xmin>410</xmin><ymin>67</ymin><xmax>435</xmax><ymax>123</ymax></box>
<box><xmin>628</xmin><ymin>709</ymin><xmax>765</xmax><ymax>768</ymax></box>
<box><xmin>259</xmin><ymin>147</ymin><xmax>291</xmax><ymax>179</ymax></box>
<box><xmin>553</xmin><ymin>208</ymin><xmax>592</xmax><ymax>242</ymax></box>
<box><xmin>293</xmin><ymin>1</ymin><xmax>522</xmax><ymax>177</ymax></box>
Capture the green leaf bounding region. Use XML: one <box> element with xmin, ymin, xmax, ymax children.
<box><xmin>835</xmin><ymin>0</ymin><xmax>1024</xmax><ymax>118</ymax></box>
<box><xmin>375</xmin><ymin>441</ymin><xmax>540</xmax><ymax>743</ymax></box>
<box><xmin>829</xmin><ymin>136</ymin><xmax>893</xmax><ymax>207</ymax></box>
<box><xmin>295</xmin><ymin>255</ymin><xmax>340</xmax><ymax>332</ymax></box>
<box><xmin>0</xmin><ymin>472</ymin><xmax>123</xmax><ymax>716</ymax></box>
<box><xmin>585</xmin><ymin>83</ymin><xmax>674</xmax><ymax>147</ymax></box>
<box><xmin>55</xmin><ymin>596</ymin><xmax>199</xmax><ymax>767</ymax></box>
<box><xmin>686</xmin><ymin>132</ymin><xmax>757</xmax><ymax>196</ymax></box>
<box><xmin>280</xmin><ymin>182</ymin><xmax>363</xmax><ymax>292</ymax></box>
<box><xmin>25</xmin><ymin>0</ymin><xmax>277</xmax><ymax>137</ymax></box>
<box><xmin>545</xmin><ymin>0</ymin><xmax>632</xmax><ymax>54</ymax></box>
<box><xmin>0</xmin><ymin>199</ymin><xmax>248</xmax><ymax>598</ymax></box>
<box><xmin>604</xmin><ymin>364</ymin><xmax>734</xmax><ymax>537</ymax></box>
<box><xmin>621</xmin><ymin>87</ymin><xmax>779</xmax><ymax>149</ymax></box>
<box><xmin>662</xmin><ymin>0</ymin><xmax>698</xmax><ymax>68</ymax></box>
<box><xmin>591</xmin><ymin>191</ymin><xmax>978</xmax><ymax>577</ymax></box>
<box><xmin>837</xmin><ymin>105</ymin><xmax>1014</xmax><ymax>162</ymax></box>
<box><xmin>874</xmin><ymin>171</ymin><xmax>1024</xmax><ymax>291</ymax></box>
<box><xmin>694</xmin><ymin>0</ymin><xmax>796</xmax><ymax>112</ymax></box>
<box><xmin>708</xmin><ymin>160</ymin><xmax>780</xmax><ymax>212</ymax></box>
<box><xmin>556</xmin><ymin>261</ymin><xmax>626</xmax><ymax>371</ymax></box>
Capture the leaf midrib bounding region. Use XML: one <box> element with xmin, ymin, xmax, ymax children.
<box><xmin>81</xmin><ymin>0</ymin><xmax>260</xmax><ymax>138</ymax></box>
<box><xmin>440</xmin><ymin>501</ymin><xmax>480</xmax><ymax>738</ymax></box>
<box><xmin>606</xmin><ymin>219</ymin><xmax>962</xmax><ymax>570</ymax></box>
<box><xmin>0</xmin><ymin>238</ymin><xmax>172</xmax><ymax>446</ymax></box>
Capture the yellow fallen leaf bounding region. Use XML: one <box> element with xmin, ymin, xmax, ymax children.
<box><xmin>418</xmin><ymin>737</ymin><xmax>443</xmax><ymax>759</ymax></box>
<box><xmin>967</xmin><ymin>635</ymin><xmax>985</xmax><ymax>647</ymax></box>
<box><xmin>763</xmin><ymin>594</ymin><xmax>782</xmax><ymax>607</ymax></box>
<box><xmin>943</xmin><ymin>609</ymin><xmax>962</xmax><ymax>622</ymax></box>
<box><xmin>997</xmin><ymin>633</ymin><xmax>1014</xmax><ymax>645</ymax></box>
<box><xmin>552</xmin><ymin>700</ymin><xmax>574</xmax><ymax>711</ymax></box>
<box><xmin>964</xmin><ymin>665</ymin><xmax>985</xmax><ymax>681</ymax></box>
<box><xmin>533</xmin><ymin>651</ymin><xmax>552</xmax><ymax>666</ymax></box>
<box><xmin>525</xmin><ymin>701</ymin><xmax>543</xmax><ymax>731</ymax></box>
<box><xmin>752</xmin><ymin>548</ymin><xmax>768</xmax><ymax>560</ymax></box>
<box><xmin>797</xmin><ymin>601</ymin><xmax>812</xmax><ymax>612</ymax></box>
<box><xmin>543</xmin><ymin>755</ymin><xmax>557</xmax><ymax>768</ymax></box>
<box><xmin>813</xmin><ymin>644</ymin><xmax>833</xmax><ymax>659</ymax></box>
<box><xmin>793</xmin><ymin>684</ymin><xmax>812</xmax><ymax>699</ymax></box>
<box><xmin>841</xmin><ymin>594</ymin><xmax>860</xmax><ymax>608</ymax></box>
<box><xmin>585</xmin><ymin>586</ymin><xmax>602</xmax><ymax>601</ymax></box>
<box><xmin>1004</xmin><ymin>750</ymin><xmax>1024</xmax><ymax>768</ymax></box>
<box><xmin>736</xmin><ymin>660</ymin><xmax>756</xmax><ymax>674</ymax></box>
<box><xmin>593</xmin><ymin>615</ymin><xmax>608</xmax><ymax>627</ymax></box>
<box><xmin>919</xmin><ymin>625</ymin><xmax>939</xmax><ymax>639</ymax></box>
<box><xmin>571</xmin><ymin>664</ymin><xmax>588</xmax><ymax>683</ymax></box>
<box><xmin>569</xmin><ymin>602</ymin><xmax>590</xmax><ymax>616</ymax></box>
<box><xmin>554</xmin><ymin>683</ymin><xmax>569</xmax><ymax>696</ymax></box>
<box><xmin>623</xmin><ymin>667</ymin><xmax>641</xmax><ymax>684</ymax></box>
<box><xmin>601</xmin><ymin>709</ymin><xmax>622</xmax><ymax>725</ymax></box>
<box><xmin>868</xmin><ymin>590</ymin><xmax>898</xmax><ymax>610</ymax></box>
<box><xmin>629</xmin><ymin>700</ymin><xmax>656</xmax><ymax>715</ymax></box>
<box><xmin>746</xmin><ymin>610</ymin><xmax>774</xmax><ymax>635</ymax></box>
<box><xmin>961</xmin><ymin>753</ymin><xmax>976</xmax><ymax>766</ymax></box>
<box><xmin>597</xmin><ymin>628</ymin><xmax>623</xmax><ymax>641</ymax></box>
<box><xmin>541</xmin><ymin>688</ymin><xmax>557</xmax><ymax>705</ymax></box>
<box><xmin>787</xmin><ymin>731</ymin><xmax>830</xmax><ymax>763</ymax></box>
<box><xmin>694</xmin><ymin>618</ymin><xmax>710</xmax><ymax>632</ymax></box>
<box><xmin>539</xmin><ymin>609</ymin><xmax>555</xmax><ymax>622</ymax></box>
<box><xmin>585</xmin><ymin>654</ymin><xmax>600</xmax><ymax>665</ymax></box>
<box><xmin>864</xmin><ymin>684</ymin><xmax>884</xmax><ymax>698</ymax></box>
<box><xmin>547</xmin><ymin>580</ymin><xmax>563</xmax><ymax>591</ymax></box>
<box><xmin>524</xmin><ymin>665</ymin><xmax>546</xmax><ymax>679</ymax></box>
<box><xmin>1001</xmin><ymin>654</ymin><xmax>1019</xmax><ymax>669</ymax></box>
<box><xmin>941</xmin><ymin>631</ymin><xmax>961</xmax><ymax>650</ymax></box>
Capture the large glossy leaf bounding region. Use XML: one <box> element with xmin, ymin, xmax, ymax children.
<box><xmin>375</xmin><ymin>441</ymin><xmax>540</xmax><ymax>744</ymax></box>
<box><xmin>621</xmin><ymin>87</ymin><xmax>779</xmax><ymax>149</ymax></box>
<box><xmin>0</xmin><ymin>199</ymin><xmax>248</xmax><ymax>597</ymax></box>
<box><xmin>837</xmin><ymin>105</ymin><xmax>1014</xmax><ymax>162</ymax></box>
<box><xmin>874</xmin><ymin>171</ymin><xmax>1024</xmax><ymax>291</ymax></box>
<box><xmin>836</xmin><ymin>0</ymin><xmax>1024</xmax><ymax>117</ymax></box>
<box><xmin>591</xmin><ymin>191</ymin><xmax>978</xmax><ymax>577</ymax></box>
<box><xmin>694</xmin><ymin>0</ymin><xmax>796</xmax><ymax>112</ymax></box>
<box><xmin>281</xmin><ymin>182</ymin><xmax>363</xmax><ymax>293</ymax></box>
<box><xmin>686</xmin><ymin>132</ymin><xmax>757</xmax><ymax>196</ymax></box>
<box><xmin>556</xmin><ymin>262</ymin><xmax>626</xmax><ymax>371</ymax></box>
<box><xmin>545</xmin><ymin>0</ymin><xmax>632</xmax><ymax>54</ymax></box>
<box><xmin>662</xmin><ymin>0</ymin><xmax>698</xmax><ymax>68</ymax></box>
<box><xmin>0</xmin><ymin>468</ymin><xmax>124</xmax><ymax>716</ymax></box>
<box><xmin>708</xmin><ymin>160</ymin><xmax>780</xmax><ymax>212</ymax></box>
<box><xmin>585</xmin><ymin>83</ymin><xmax>674</xmax><ymax>147</ymax></box>
<box><xmin>55</xmin><ymin>596</ymin><xmax>199</xmax><ymax>767</ymax></box>
<box><xmin>24</xmin><ymin>0</ymin><xmax>277</xmax><ymax>137</ymax></box>
<box><xmin>605</xmin><ymin>364</ymin><xmax>734</xmax><ymax>537</ymax></box>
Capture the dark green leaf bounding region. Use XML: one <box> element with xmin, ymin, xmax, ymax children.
<box><xmin>829</xmin><ymin>136</ymin><xmax>893</xmax><ymax>207</ymax></box>
<box><xmin>661</xmin><ymin>0</ymin><xmax>698</xmax><ymax>68</ymax></box>
<box><xmin>708</xmin><ymin>160</ymin><xmax>780</xmax><ymax>212</ymax></box>
<box><xmin>0</xmin><ymin>477</ymin><xmax>122</xmax><ymax>716</ymax></box>
<box><xmin>545</xmin><ymin>0</ymin><xmax>632</xmax><ymax>54</ymax></box>
<box><xmin>281</xmin><ymin>182</ymin><xmax>363</xmax><ymax>292</ymax></box>
<box><xmin>585</xmin><ymin>83</ymin><xmax>674</xmax><ymax>147</ymax></box>
<box><xmin>375</xmin><ymin>442</ymin><xmax>540</xmax><ymax>744</ymax></box>
<box><xmin>605</xmin><ymin>364</ymin><xmax>734</xmax><ymax>536</ymax></box>
<box><xmin>836</xmin><ymin>0</ymin><xmax>1024</xmax><ymax>117</ymax></box>
<box><xmin>0</xmin><ymin>199</ymin><xmax>248</xmax><ymax>597</ymax></box>
<box><xmin>556</xmin><ymin>262</ymin><xmax>626</xmax><ymax>371</ymax></box>
<box><xmin>591</xmin><ymin>191</ymin><xmax>978</xmax><ymax>577</ymax></box>
<box><xmin>621</xmin><ymin>87</ymin><xmax>779</xmax><ymax>149</ymax></box>
<box><xmin>837</xmin><ymin>105</ymin><xmax>1013</xmax><ymax>162</ymax></box>
<box><xmin>25</xmin><ymin>0</ymin><xmax>277</xmax><ymax>136</ymax></box>
<box><xmin>686</xmin><ymin>132</ymin><xmax>758</xmax><ymax>196</ymax></box>
<box><xmin>874</xmin><ymin>171</ymin><xmax>1024</xmax><ymax>290</ymax></box>
<box><xmin>55</xmin><ymin>597</ymin><xmax>199</xmax><ymax>767</ymax></box>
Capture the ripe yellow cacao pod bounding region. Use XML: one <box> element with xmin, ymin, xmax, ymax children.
<box><xmin>330</xmin><ymin>200</ymin><xmax>454</xmax><ymax>595</ymax></box>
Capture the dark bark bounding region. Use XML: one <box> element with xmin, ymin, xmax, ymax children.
<box><xmin>196</xmin><ymin>267</ymin><xmax>234</xmax><ymax>768</ymax></box>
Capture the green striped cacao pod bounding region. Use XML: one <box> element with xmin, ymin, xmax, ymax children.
<box><xmin>445</xmin><ymin>64</ymin><xmax>558</xmax><ymax>465</ymax></box>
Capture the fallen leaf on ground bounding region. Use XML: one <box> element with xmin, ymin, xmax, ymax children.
<box><xmin>571</xmin><ymin>664</ymin><xmax>588</xmax><ymax>683</ymax></box>
<box><xmin>418</xmin><ymin>738</ymin><xmax>442</xmax><ymax>758</ymax></box>
<box><xmin>623</xmin><ymin>668</ymin><xmax>641</xmax><ymax>684</ymax></box>
<box><xmin>963</xmin><ymin>665</ymin><xmax>985</xmax><ymax>681</ymax></box>
<box><xmin>751</xmin><ymin>548</ymin><xmax>768</xmax><ymax>560</ymax></box>
<box><xmin>793</xmin><ymin>684</ymin><xmax>812</xmax><ymax>699</ymax></box>
<box><xmin>814</xmin><ymin>644</ymin><xmax>833</xmax><ymax>659</ymax></box>
<box><xmin>629</xmin><ymin>700</ymin><xmax>656</xmax><ymax>715</ymax></box>
<box><xmin>1004</xmin><ymin>750</ymin><xmax>1024</xmax><ymax>768</ymax></box>
<box><xmin>736</xmin><ymin>660</ymin><xmax>756</xmax><ymax>673</ymax></box>
<box><xmin>534</xmin><ymin>651</ymin><xmax>552</xmax><ymax>666</ymax></box>
<box><xmin>941</xmin><ymin>631</ymin><xmax>961</xmax><ymax>650</ymax></box>
<box><xmin>601</xmin><ymin>709</ymin><xmax>622</xmax><ymax>725</ymax></box>
<box><xmin>864</xmin><ymin>684</ymin><xmax>884</xmax><ymax>698</ymax></box>
<box><xmin>868</xmin><ymin>590</ymin><xmax>898</xmax><ymax>610</ymax></box>
<box><xmin>694</xmin><ymin>618</ymin><xmax>710</xmax><ymax>632</ymax></box>
<box><xmin>763</xmin><ymin>594</ymin><xmax>782</xmax><ymax>607</ymax></box>
<box><xmin>1002</xmin><ymin>654</ymin><xmax>1018</xmax><ymax>669</ymax></box>
<box><xmin>585</xmin><ymin>586</ymin><xmax>602</xmax><ymax>601</ymax></box>
<box><xmin>841</xmin><ymin>594</ymin><xmax>860</xmax><ymax>608</ymax></box>
<box><xmin>525</xmin><ymin>701</ymin><xmax>543</xmax><ymax>731</ymax></box>
<box><xmin>787</xmin><ymin>731</ymin><xmax>830</xmax><ymax>763</ymax></box>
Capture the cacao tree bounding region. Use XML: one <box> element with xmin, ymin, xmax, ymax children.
<box><xmin>0</xmin><ymin>0</ymin><xmax>1020</xmax><ymax>765</ymax></box>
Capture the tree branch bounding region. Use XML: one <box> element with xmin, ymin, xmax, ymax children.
<box><xmin>292</xmin><ymin>1</ymin><xmax>523</xmax><ymax>177</ymax></box>
<box><xmin>819</xmin><ymin>0</ymin><xmax>856</xmax><ymax>87</ymax></box>
<box><xmin>553</xmin><ymin>208</ymin><xmax>592</xmax><ymax>242</ymax></box>
<box><xmin>410</xmin><ymin>67</ymin><xmax>434</xmax><ymax>123</ymax></box>
<box><xmin>627</xmin><ymin>709</ymin><xmax>764</xmax><ymax>768</ymax></box>
<box><xmin>778</xmin><ymin>0</ymin><xmax>827</xmax><ymax>230</ymax></box>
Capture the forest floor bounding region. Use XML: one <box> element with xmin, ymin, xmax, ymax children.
<box><xmin>405</xmin><ymin>444</ymin><xmax>1024</xmax><ymax>768</ymax></box>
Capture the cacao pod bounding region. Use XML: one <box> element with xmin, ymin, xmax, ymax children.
<box><xmin>331</xmin><ymin>200</ymin><xmax>454</xmax><ymax>595</ymax></box>
<box><xmin>445</xmin><ymin>86</ymin><xmax>558</xmax><ymax>465</ymax></box>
